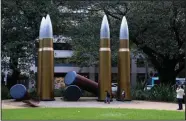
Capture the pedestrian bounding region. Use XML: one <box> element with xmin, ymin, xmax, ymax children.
<box><xmin>121</xmin><ymin>90</ymin><xmax>125</xmax><ymax>101</ymax></box>
<box><xmin>105</xmin><ymin>90</ymin><xmax>111</xmax><ymax>104</ymax></box>
<box><xmin>176</xmin><ymin>85</ymin><xmax>185</xmax><ymax>110</ymax></box>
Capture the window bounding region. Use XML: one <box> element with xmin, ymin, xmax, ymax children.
<box><xmin>55</xmin><ymin>58</ymin><xmax>69</xmax><ymax>64</ymax></box>
<box><xmin>35</xmin><ymin>43</ymin><xmax>72</xmax><ymax>50</ymax></box>
<box><xmin>112</xmin><ymin>73</ymin><xmax>117</xmax><ymax>83</ymax></box>
<box><xmin>137</xmin><ymin>73</ymin><xmax>146</xmax><ymax>82</ymax></box>
<box><xmin>35</xmin><ymin>58</ymin><xmax>74</xmax><ymax>66</ymax></box>
<box><xmin>53</xmin><ymin>43</ymin><xmax>72</xmax><ymax>50</ymax></box>
<box><xmin>146</xmin><ymin>60</ymin><xmax>154</xmax><ymax>67</ymax></box>
<box><xmin>136</xmin><ymin>59</ymin><xmax>145</xmax><ymax>67</ymax></box>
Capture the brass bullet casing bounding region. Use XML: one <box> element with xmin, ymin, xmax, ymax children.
<box><xmin>37</xmin><ymin>39</ymin><xmax>43</xmax><ymax>97</ymax></box>
<box><xmin>98</xmin><ymin>38</ymin><xmax>112</xmax><ymax>101</ymax></box>
<box><xmin>40</xmin><ymin>38</ymin><xmax>54</xmax><ymax>101</ymax></box>
<box><xmin>117</xmin><ymin>39</ymin><xmax>131</xmax><ymax>101</ymax></box>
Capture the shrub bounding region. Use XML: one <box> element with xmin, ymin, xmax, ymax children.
<box><xmin>131</xmin><ymin>82</ymin><xmax>177</xmax><ymax>102</ymax></box>
<box><xmin>28</xmin><ymin>88</ymin><xmax>38</xmax><ymax>98</ymax></box>
<box><xmin>81</xmin><ymin>90</ymin><xmax>96</xmax><ymax>97</ymax></box>
<box><xmin>149</xmin><ymin>84</ymin><xmax>176</xmax><ymax>102</ymax></box>
<box><xmin>54</xmin><ymin>88</ymin><xmax>65</xmax><ymax>97</ymax></box>
<box><xmin>28</xmin><ymin>88</ymin><xmax>65</xmax><ymax>98</ymax></box>
<box><xmin>1</xmin><ymin>85</ymin><xmax>12</xmax><ymax>100</ymax></box>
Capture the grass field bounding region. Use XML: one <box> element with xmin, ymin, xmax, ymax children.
<box><xmin>2</xmin><ymin>108</ymin><xmax>185</xmax><ymax>120</ymax></box>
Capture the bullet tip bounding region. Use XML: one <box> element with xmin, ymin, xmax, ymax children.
<box><xmin>45</xmin><ymin>14</ymin><xmax>53</xmax><ymax>38</ymax></box>
<box><xmin>46</xmin><ymin>14</ymin><xmax>50</xmax><ymax>20</ymax></box>
<box><xmin>39</xmin><ymin>14</ymin><xmax>53</xmax><ymax>39</ymax></box>
<box><xmin>39</xmin><ymin>17</ymin><xmax>46</xmax><ymax>39</ymax></box>
<box><xmin>100</xmin><ymin>15</ymin><xmax>110</xmax><ymax>39</ymax></box>
<box><xmin>120</xmin><ymin>16</ymin><xmax>129</xmax><ymax>40</ymax></box>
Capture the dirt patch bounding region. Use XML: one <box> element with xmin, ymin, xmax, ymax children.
<box><xmin>2</xmin><ymin>97</ymin><xmax>185</xmax><ymax>111</ymax></box>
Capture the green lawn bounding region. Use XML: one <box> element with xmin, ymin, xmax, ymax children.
<box><xmin>2</xmin><ymin>108</ymin><xmax>185</xmax><ymax>120</ymax></box>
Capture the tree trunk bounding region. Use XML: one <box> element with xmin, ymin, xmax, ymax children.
<box><xmin>158</xmin><ymin>68</ymin><xmax>176</xmax><ymax>85</ymax></box>
<box><xmin>7</xmin><ymin>58</ymin><xmax>20</xmax><ymax>89</ymax></box>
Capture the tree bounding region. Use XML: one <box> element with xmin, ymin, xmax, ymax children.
<box><xmin>65</xmin><ymin>1</ymin><xmax>135</xmax><ymax>67</ymax></box>
<box><xmin>67</xmin><ymin>1</ymin><xmax>185</xmax><ymax>84</ymax></box>
<box><xmin>1</xmin><ymin>0</ymin><xmax>65</xmax><ymax>88</ymax></box>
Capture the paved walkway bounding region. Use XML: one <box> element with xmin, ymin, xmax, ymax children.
<box><xmin>2</xmin><ymin>97</ymin><xmax>185</xmax><ymax>111</ymax></box>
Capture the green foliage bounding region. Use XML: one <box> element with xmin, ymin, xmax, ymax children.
<box><xmin>132</xmin><ymin>82</ymin><xmax>176</xmax><ymax>102</ymax></box>
<box><xmin>28</xmin><ymin>88</ymin><xmax>65</xmax><ymax>98</ymax></box>
<box><xmin>27</xmin><ymin>88</ymin><xmax>38</xmax><ymax>99</ymax></box>
<box><xmin>66</xmin><ymin>1</ymin><xmax>185</xmax><ymax>84</ymax></box>
<box><xmin>81</xmin><ymin>90</ymin><xmax>96</xmax><ymax>97</ymax></box>
<box><xmin>54</xmin><ymin>88</ymin><xmax>65</xmax><ymax>97</ymax></box>
<box><xmin>1</xmin><ymin>85</ymin><xmax>12</xmax><ymax>100</ymax></box>
<box><xmin>149</xmin><ymin>84</ymin><xmax>176</xmax><ymax>102</ymax></box>
<box><xmin>1</xmin><ymin>0</ymin><xmax>64</xmax><ymax>72</ymax></box>
<box><xmin>2</xmin><ymin>1</ymin><xmax>185</xmax><ymax>85</ymax></box>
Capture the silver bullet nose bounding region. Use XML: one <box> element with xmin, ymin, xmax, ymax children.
<box><xmin>100</xmin><ymin>15</ymin><xmax>110</xmax><ymax>39</ymax></box>
<box><xmin>120</xmin><ymin>16</ymin><xmax>129</xmax><ymax>40</ymax></box>
<box><xmin>39</xmin><ymin>17</ymin><xmax>46</xmax><ymax>39</ymax></box>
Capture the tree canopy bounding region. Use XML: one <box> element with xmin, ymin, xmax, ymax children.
<box><xmin>2</xmin><ymin>1</ymin><xmax>185</xmax><ymax>85</ymax></box>
<box><xmin>66</xmin><ymin>1</ymin><xmax>185</xmax><ymax>84</ymax></box>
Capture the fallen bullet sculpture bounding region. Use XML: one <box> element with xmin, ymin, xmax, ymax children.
<box><xmin>10</xmin><ymin>84</ymin><xmax>40</xmax><ymax>107</ymax></box>
<box><xmin>63</xmin><ymin>85</ymin><xmax>82</xmax><ymax>101</ymax></box>
<box><xmin>64</xmin><ymin>71</ymin><xmax>98</xmax><ymax>95</ymax></box>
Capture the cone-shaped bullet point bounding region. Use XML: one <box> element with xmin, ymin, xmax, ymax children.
<box><xmin>45</xmin><ymin>14</ymin><xmax>53</xmax><ymax>38</ymax></box>
<box><xmin>120</xmin><ymin>16</ymin><xmax>129</xmax><ymax>40</ymax></box>
<box><xmin>100</xmin><ymin>15</ymin><xmax>110</xmax><ymax>39</ymax></box>
<box><xmin>39</xmin><ymin>17</ymin><xmax>46</xmax><ymax>39</ymax></box>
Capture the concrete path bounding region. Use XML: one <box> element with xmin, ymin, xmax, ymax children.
<box><xmin>2</xmin><ymin>97</ymin><xmax>185</xmax><ymax>111</ymax></box>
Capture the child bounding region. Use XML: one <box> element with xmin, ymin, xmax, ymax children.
<box><xmin>105</xmin><ymin>90</ymin><xmax>111</xmax><ymax>104</ymax></box>
<box><xmin>122</xmin><ymin>90</ymin><xmax>125</xmax><ymax>101</ymax></box>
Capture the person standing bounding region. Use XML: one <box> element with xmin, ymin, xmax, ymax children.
<box><xmin>121</xmin><ymin>90</ymin><xmax>125</xmax><ymax>101</ymax></box>
<box><xmin>176</xmin><ymin>85</ymin><xmax>185</xmax><ymax>110</ymax></box>
<box><xmin>105</xmin><ymin>90</ymin><xmax>111</xmax><ymax>104</ymax></box>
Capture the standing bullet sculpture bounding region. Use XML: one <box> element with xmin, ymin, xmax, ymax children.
<box><xmin>98</xmin><ymin>15</ymin><xmax>112</xmax><ymax>101</ymax></box>
<box><xmin>37</xmin><ymin>17</ymin><xmax>45</xmax><ymax>97</ymax></box>
<box><xmin>117</xmin><ymin>16</ymin><xmax>131</xmax><ymax>101</ymax></box>
<box><xmin>38</xmin><ymin>14</ymin><xmax>54</xmax><ymax>101</ymax></box>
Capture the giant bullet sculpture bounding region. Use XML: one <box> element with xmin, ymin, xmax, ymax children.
<box><xmin>98</xmin><ymin>15</ymin><xmax>112</xmax><ymax>101</ymax></box>
<box><xmin>38</xmin><ymin>14</ymin><xmax>54</xmax><ymax>101</ymax></box>
<box><xmin>117</xmin><ymin>16</ymin><xmax>131</xmax><ymax>101</ymax></box>
<box><xmin>37</xmin><ymin>17</ymin><xmax>45</xmax><ymax>97</ymax></box>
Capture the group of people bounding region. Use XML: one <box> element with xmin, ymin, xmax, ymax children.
<box><xmin>104</xmin><ymin>85</ymin><xmax>185</xmax><ymax>111</ymax></box>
